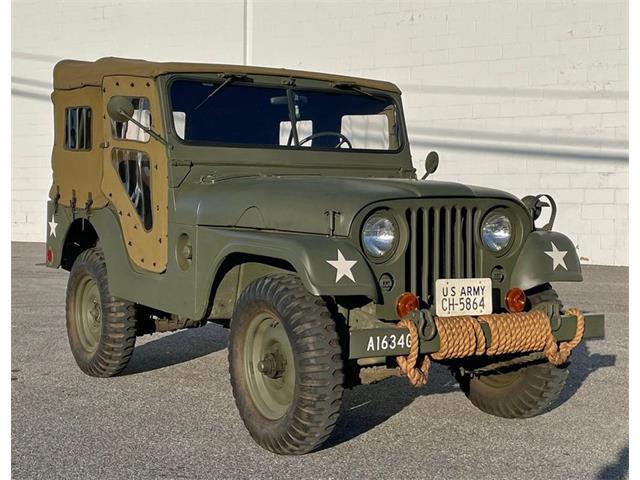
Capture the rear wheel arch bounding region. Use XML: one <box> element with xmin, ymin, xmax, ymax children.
<box><xmin>61</xmin><ymin>219</ymin><xmax>99</xmax><ymax>271</ymax></box>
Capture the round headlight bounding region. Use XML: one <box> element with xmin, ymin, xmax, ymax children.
<box><xmin>362</xmin><ymin>214</ymin><xmax>397</xmax><ymax>258</ymax></box>
<box><xmin>481</xmin><ymin>212</ymin><xmax>512</xmax><ymax>252</ymax></box>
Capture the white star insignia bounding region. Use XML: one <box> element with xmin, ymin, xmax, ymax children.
<box><xmin>544</xmin><ymin>241</ymin><xmax>568</xmax><ymax>271</ymax></box>
<box><xmin>326</xmin><ymin>249</ymin><xmax>357</xmax><ymax>283</ymax></box>
<box><xmin>48</xmin><ymin>214</ymin><xmax>58</xmax><ymax>238</ymax></box>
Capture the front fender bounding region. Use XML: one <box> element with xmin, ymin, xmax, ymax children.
<box><xmin>196</xmin><ymin>227</ymin><xmax>379</xmax><ymax>310</ymax></box>
<box><xmin>510</xmin><ymin>231</ymin><xmax>582</xmax><ymax>291</ymax></box>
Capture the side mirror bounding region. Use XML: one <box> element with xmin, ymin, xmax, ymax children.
<box><xmin>106</xmin><ymin>96</ymin><xmax>134</xmax><ymax>123</ymax></box>
<box><xmin>421</xmin><ymin>151</ymin><xmax>439</xmax><ymax>179</ymax></box>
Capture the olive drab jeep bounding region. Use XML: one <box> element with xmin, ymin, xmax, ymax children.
<box><xmin>47</xmin><ymin>57</ymin><xmax>605</xmax><ymax>455</ymax></box>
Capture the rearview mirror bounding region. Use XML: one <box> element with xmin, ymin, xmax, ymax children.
<box><xmin>270</xmin><ymin>94</ymin><xmax>308</xmax><ymax>105</ymax></box>
<box><xmin>421</xmin><ymin>151</ymin><xmax>439</xmax><ymax>179</ymax></box>
<box><xmin>107</xmin><ymin>96</ymin><xmax>134</xmax><ymax>123</ymax></box>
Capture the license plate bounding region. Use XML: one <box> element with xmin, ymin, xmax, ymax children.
<box><xmin>364</xmin><ymin>331</ymin><xmax>412</xmax><ymax>354</ymax></box>
<box><xmin>435</xmin><ymin>278</ymin><xmax>492</xmax><ymax>317</ymax></box>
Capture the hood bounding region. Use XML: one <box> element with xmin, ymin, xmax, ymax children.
<box><xmin>176</xmin><ymin>175</ymin><xmax>523</xmax><ymax>236</ymax></box>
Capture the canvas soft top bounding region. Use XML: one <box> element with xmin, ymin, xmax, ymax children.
<box><xmin>53</xmin><ymin>57</ymin><xmax>401</xmax><ymax>93</ymax></box>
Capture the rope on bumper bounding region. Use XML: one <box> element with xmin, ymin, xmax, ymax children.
<box><xmin>396</xmin><ymin>308</ymin><xmax>585</xmax><ymax>386</ymax></box>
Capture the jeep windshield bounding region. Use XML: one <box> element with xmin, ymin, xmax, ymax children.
<box><xmin>169</xmin><ymin>77</ymin><xmax>402</xmax><ymax>152</ymax></box>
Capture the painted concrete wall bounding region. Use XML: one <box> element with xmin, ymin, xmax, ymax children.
<box><xmin>12</xmin><ymin>0</ymin><xmax>628</xmax><ymax>265</ymax></box>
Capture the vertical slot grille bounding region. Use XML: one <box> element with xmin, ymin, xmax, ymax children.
<box><xmin>406</xmin><ymin>205</ymin><xmax>480</xmax><ymax>304</ymax></box>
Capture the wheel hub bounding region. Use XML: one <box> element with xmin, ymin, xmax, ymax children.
<box><xmin>257</xmin><ymin>350</ymin><xmax>287</xmax><ymax>379</ymax></box>
<box><xmin>243</xmin><ymin>312</ymin><xmax>296</xmax><ymax>420</ymax></box>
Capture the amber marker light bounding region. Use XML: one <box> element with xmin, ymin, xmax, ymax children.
<box><xmin>396</xmin><ymin>292</ymin><xmax>419</xmax><ymax>318</ymax></box>
<box><xmin>505</xmin><ymin>288</ymin><xmax>526</xmax><ymax>313</ymax></box>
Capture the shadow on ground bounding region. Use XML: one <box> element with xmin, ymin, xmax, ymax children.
<box><xmin>557</xmin><ymin>342</ymin><xmax>616</xmax><ymax>404</ymax></box>
<box><xmin>326</xmin><ymin>341</ymin><xmax>616</xmax><ymax>449</ymax></box>
<box><xmin>121</xmin><ymin>323</ymin><xmax>229</xmax><ymax>375</ymax></box>
<box><xmin>118</xmin><ymin>320</ymin><xmax>616</xmax><ymax>449</ymax></box>
<box><xmin>597</xmin><ymin>443</ymin><xmax>629</xmax><ymax>479</ymax></box>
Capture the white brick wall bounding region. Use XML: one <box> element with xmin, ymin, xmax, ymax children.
<box><xmin>12</xmin><ymin>0</ymin><xmax>628</xmax><ymax>265</ymax></box>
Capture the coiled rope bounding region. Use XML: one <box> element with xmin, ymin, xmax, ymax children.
<box><xmin>396</xmin><ymin>308</ymin><xmax>585</xmax><ymax>386</ymax></box>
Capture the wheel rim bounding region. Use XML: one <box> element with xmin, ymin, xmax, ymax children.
<box><xmin>243</xmin><ymin>311</ymin><xmax>295</xmax><ymax>420</ymax></box>
<box><xmin>74</xmin><ymin>273</ymin><xmax>102</xmax><ymax>353</ymax></box>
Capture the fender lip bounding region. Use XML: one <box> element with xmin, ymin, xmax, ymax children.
<box><xmin>510</xmin><ymin>230</ymin><xmax>582</xmax><ymax>291</ymax></box>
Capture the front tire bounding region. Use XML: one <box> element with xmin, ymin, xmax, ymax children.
<box><xmin>66</xmin><ymin>248</ymin><xmax>137</xmax><ymax>377</ymax></box>
<box><xmin>454</xmin><ymin>361</ymin><xmax>568</xmax><ymax>418</ymax></box>
<box><xmin>228</xmin><ymin>274</ymin><xmax>344</xmax><ymax>455</ymax></box>
<box><xmin>454</xmin><ymin>285</ymin><xmax>568</xmax><ymax>418</ymax></box>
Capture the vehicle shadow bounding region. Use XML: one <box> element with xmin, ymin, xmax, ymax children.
<box><xmin>555</xmin><ymin>341</ymin><xmax>616</xmax><ymax>405</ymax></box>
<box><xmin>323</xmin><ymin>362</ymin><xmax>458</xmax><ymax>450</ymax></box>
<box><xmin>325</xmin><ymin>341</ymin><xmax>616</xmax><ymax>450</ymax></box>
<box><xmin>596</xmin><ymin>443</ymin><xmax>629</xmax><ymax>479</ymax></box>
<box><xmin>121</xmin><ymin>323</ymin><xmax>229</xmax><ymax>375</ymax></box>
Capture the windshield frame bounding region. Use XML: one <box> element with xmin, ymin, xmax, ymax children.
<box><xmin>165</xmin><ymin>74</ymin><xmax>407</xmax><ymax>154</ymax></box>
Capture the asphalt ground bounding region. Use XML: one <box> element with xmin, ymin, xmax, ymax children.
<box><xmin>11</xmin><ymin>241</ymin><xmax>628</xmax><ymax>479</ymax></box>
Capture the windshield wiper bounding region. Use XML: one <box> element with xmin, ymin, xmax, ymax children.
<box><xmin>194</xmin><ymin>73</ymin><xmax>250</xmax><ymax>110</ymax></box>
<box><xmin>331</xmin><ymin>82</ymin><xmax>386</xmax><ymax>102</ymax></box>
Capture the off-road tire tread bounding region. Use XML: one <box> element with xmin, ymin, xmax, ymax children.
<box><xmin>454</xmin><ymin>362</ymin><xmax>568</xmax><ymax>418</ymax></box>
<box><xmin>228</xmin><ymin>274</ymin><xmax>344</xmax><ymax>455</ymax></box>
<box><xmin>66</xmin><ymin>248</ymin><xmax>137</xmax><ymax>377</ymax></box>
<box><xmin>453</xmin><ymin>286</ymin><xmax>568</xmax><ymax>418</ymax></box>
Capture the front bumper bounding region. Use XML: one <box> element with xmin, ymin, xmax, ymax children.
<box><xmin>349</xmin><ymin>310</ymin><xmax>605</xmax><ymax>360</ymax></box>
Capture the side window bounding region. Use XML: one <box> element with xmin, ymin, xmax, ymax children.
<box><xmin>112</xmin><ymin>148</ymin><xmax>153</xmax><ymax>230</ymax></box>
<box><xmin>64</xmin><ymin>107</ymin><xmax>92</xmax><ymax>150</ymax></box>
<box><xmin>111</xmin><ymin>97</ymin><xmax>151</xmax><ymax>142</ymax></box>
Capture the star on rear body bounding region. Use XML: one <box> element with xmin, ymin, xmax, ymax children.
<box><xmin>326</xmin><ymin>249</ymin><xmax>357</xmax><ymax>283</ymax></box>
<box><xmin>48</xmin><ymin>215</ymin><xmax>58</xmax><ymax>237</ymax></box>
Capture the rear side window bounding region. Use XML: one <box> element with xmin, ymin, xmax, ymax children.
<box><xmin>64</xmin><ymin>107</ymin><xmax>92</xmax><ymax>150</ymax></box>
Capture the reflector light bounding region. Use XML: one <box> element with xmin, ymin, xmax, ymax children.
<box><xmin>396</xmin><ymin>292</ymin><xmax>419</xmax><ymax>318</ymax></box>
<box><xmin>505</xmin><ymin>288</ymin><xmax>526</xmax><ymax>313</ymax></box>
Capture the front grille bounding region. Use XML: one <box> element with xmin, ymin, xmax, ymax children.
<box><xmin>405</xmin><ymin>204</ymin><xmax>483</xmax><ymax>304</ymax></box>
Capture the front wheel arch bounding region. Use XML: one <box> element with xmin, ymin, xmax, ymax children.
<box><xmin>510</xmin><ymin>231</ymin><xmax>582</xmax><ymax>290</ymax></box>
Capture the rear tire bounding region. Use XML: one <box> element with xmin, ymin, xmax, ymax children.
<box><xmin>228</xmin><ymin>274</ymin><xmax>344</xmax><ymax>454</ymax></box>
<box><xmin>66</xmin><ymin>248</ymin><xmax>137</xmax><ymax>377</ymax></box>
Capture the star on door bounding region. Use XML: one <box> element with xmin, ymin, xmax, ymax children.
<box><xmin>326</xmin><ymin>249</ymin><xmax>357</xmax><ymax>283</ymax></box>
<box><xmin>48</xmin><ymin>214</ymin><xmax>58</xmax><ymax>238</ymax></box>
<box><xmin>544</xmin><ymin>241</ymin><xmax>568</xmax><ymax>270</ymax></box>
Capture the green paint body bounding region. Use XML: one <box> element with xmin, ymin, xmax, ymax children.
<box><xmin>46</xmin><ymin>68</ymin><xmax>604</xmax><ymax>359</ymax></box>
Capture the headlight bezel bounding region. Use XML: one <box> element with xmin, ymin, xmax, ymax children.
<box><xmin>480</xmin><ymin>209</ymin><xmax>514</xmax><ymax>254</ymax></box>
<box><xmin>360</xmin><ymin>210</ymin><xmax>400</xmax><ymax>261</ymax></box>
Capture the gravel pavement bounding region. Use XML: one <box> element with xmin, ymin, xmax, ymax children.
<box><xmin>11</xmin><ymin>242</ymin><xmax>628</xmax><ymax>479</ymax></box>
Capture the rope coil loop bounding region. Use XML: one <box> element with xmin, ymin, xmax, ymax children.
<box><xmin>395</xmin><ymin>318</ymin><xmax>430</xmax><ymax>386</ymax></box>
<box><xmin>545</xmin><ymin>308</ymin><xmax>585</xmax><ymax>366</ymax></box>
<box><xmin>395</xmin><ymin>308</ymin><xmax>585</xmax><ymax>386</ymax></box>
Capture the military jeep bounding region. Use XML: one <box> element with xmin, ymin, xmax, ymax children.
<box><xmin>47</xmin><ymin>57</ymin><xmax>604</xmax><ymax>455</ymax></box>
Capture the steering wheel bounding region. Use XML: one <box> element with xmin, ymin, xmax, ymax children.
<box><xmin>299</xmin><ymin>132</ymin><xmax>353</xmax><ymax>149</ymax></box>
